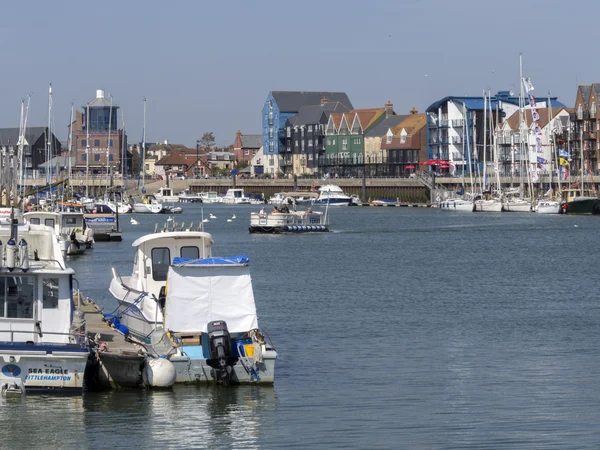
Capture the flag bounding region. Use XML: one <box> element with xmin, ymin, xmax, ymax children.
<box><xmin>559</xmin><ymin>158</ymin><xmax>569</xmax><ymax>166</ymax></box>
<box><xmin>537</xmin><ymin>156</ymin><xmax>547</xmax><ymax>164</ymax></box>
<box><xmin>522</xmin><ymin>77</ymin><xmax>535</xmax><ymax>92</ymax></box>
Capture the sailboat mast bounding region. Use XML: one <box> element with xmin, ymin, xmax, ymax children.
<box><xmin>86</xmin><ymin>104</ymin><xmax>90</xmax><ymax>198</ymax></box>
<box><xmin>68</xmin><ymin>104</ymin><xmax>74</xmax><ymax>200</ymax></box>
<box><xmin>482</xmin><ymin>90</ymin><xmax>488</xmax><ymax>193</ymax></box>
<box><xmin>464</xmin><ymin>102</ymin><xmax>474</xmax><ymax>193</ymax></box>
<box><xmin>142</xmin><ymin>97</ymin><xmax>146</xmax><ymax>189</ymax></box>
<box><xmin>494</xmin><ymin>98</ymin><xmax>501</xmax><ymax>193</ymax></box>
<box><xmin>580</xmin><ymin>126</ymin><xmax>584</xmax><ymax>196</ymax></box>
<box><xmin>47</xmin><ymin>83</ymin><xmax>53</xmax><ymax>186</ymax></box>
<box><xmin>105</xmin><ymin>95</ymin><xmax>113</xmax><ymax>195</ymax></box>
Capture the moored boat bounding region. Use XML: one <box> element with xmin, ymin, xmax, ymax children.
<box><xmin>133</xmin><ymin>194</ymin><xmax>164</xmax><ymax>214</ymax></box>
<box><xmin>249</xmin><ymin>205</ymin><xmax>328</xmax><ymax>233</ymax></box>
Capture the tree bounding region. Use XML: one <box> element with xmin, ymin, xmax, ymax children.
<box><xmin>199</xmin><ymin>132</ymin><xmax>216</xmax><ymax>153</ymax></box>
<box><xmin>131</xmin><ymin>147</ymin><xmax>140</xmax><ymax>176</ymax></box>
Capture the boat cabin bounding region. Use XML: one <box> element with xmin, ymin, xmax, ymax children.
<box><xmin>24</xmin><ymin>211</ymin><xmax>86</xmax><ymax>235</ymax></box>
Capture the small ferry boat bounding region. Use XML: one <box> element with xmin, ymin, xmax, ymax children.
<box><xmin>133</xmin><ymin>194</ymin><xmax>164</xmax><ymax>214</ymax></box>
<box><xmin>0</xmin><ymin>208</ymin><xmax>89</xmax><ymax>394</ymax></box>
<box><xmin>178</xmin><ymin>191</ymin><xmax>203</xmax><ymax>203</ymax></box>
<box><xmin>109</xmin><ymin>224</ymin><xmax>276</xmax><ymax>384</ymax></box>
<box><xmin>155</xmin><ymin>186</ymin><xmax>180</xmax><ymax>203</ymax></box>
<box><xmin>249</xmin><ymin>205</ymin><xmax>329</xmax><ymax>233</ymax></box>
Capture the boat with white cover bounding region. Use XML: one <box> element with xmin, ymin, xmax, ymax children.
<box><xmin>534</xmin><ymin>199</ymin><xmax>561</xmax><ymax>214</ymax></box>
<box><xmin>0</xmin><ymin>208</ymin><xmax>89</xmax><ymax>393</ymax></box>
<box><xmin>109</xmin><ymin>226</ymin><xmax>276</xmax><ymax>384</ymax></box>
<box><xmin>198</xmin><ymin>191</ymin><xmax>222</xmax><ymax>204</ymax></box>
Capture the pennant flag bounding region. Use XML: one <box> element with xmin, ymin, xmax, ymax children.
<box><xmin>522</xmin><ymin>77</ymin><xmax>535</xmax><ymax>92</ymax></box>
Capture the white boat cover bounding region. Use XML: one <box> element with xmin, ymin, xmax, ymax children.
<box><xmin>164</xmin><ymin>264</ymin><xmax>259</xmax><ymax>333</ymax></box>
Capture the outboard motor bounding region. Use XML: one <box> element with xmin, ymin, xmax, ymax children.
<box><xmin>206</xmin><ymin>321</ymin><xmax>238</xmax><ymax>384</ymax></box>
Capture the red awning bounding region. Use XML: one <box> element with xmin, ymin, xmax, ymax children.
<box><xmin>404</xmin><ymin>165</ymin><xmax>416</xmax><ymax>170</ymax></box>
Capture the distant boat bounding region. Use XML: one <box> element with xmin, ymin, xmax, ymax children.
<box><xmin>133</xmin><ymin>194</ymin><xmax>163</xmax><ymax>214</ymax></box>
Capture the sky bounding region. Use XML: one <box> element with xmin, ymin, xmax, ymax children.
<box><xmin>1</xmin><ymin>0</ymin><xmax>599</xmax><ymax>147</ymax></box>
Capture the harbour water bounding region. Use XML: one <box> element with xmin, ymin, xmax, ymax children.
<box><xmin>2</xmin><ymin>204</ymin><xmax>600</xmax><ymax>449</ymax></box>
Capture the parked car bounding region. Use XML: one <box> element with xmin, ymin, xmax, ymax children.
<box><xmin>172</xmin><ymin>175</ymin><xmax>186</xmax><ymax>180</ymax></box>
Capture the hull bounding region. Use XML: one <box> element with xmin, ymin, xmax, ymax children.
<box><xmin>474</xmin><ymin>200</ymin><xmax>503</xmax><ymax>212</ymax></box>
<box><xmin>536</xmin><ymin>202</ymin><xmax>560</xmax><ymax>214</ymax></box>
<box><xmin>249</xmin><ymin>225</ymin><xmax>328</xmax><ymax>233</ymax></box>
<box><xmin>0</xmin><ymin>343</ymin><xmax>88</xmax><ymax>393</ymax></box>
<box><xmin>503</xmin><ymin>201</ymin><xmax>532</xmax><ymax>212</ymax></box>
<box><xmin>133</xmin><ymin>203</ymin><xmax>163</xmax><ymax>214</ymax></box>
<box><xmin>439</xmin><ymin>200</ymin><xmax>474</xmax><ymax>212</ymax></box>
<box><xmin>312</xmin><ymin>198</ymin><xmax>351</xmax><ymax>206</ymax></box>
<box><xmin>563</xmin><ymin>198</ymin><xmax>600</xmax><ymax>215</ymax></box>
<box><xmin>156</xmin><ymin>195</ymin><xmax>180</xmax><ymax>203</ymax></box>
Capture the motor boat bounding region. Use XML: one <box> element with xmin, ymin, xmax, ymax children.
<box><xmin>198</xmin><ymin>192</ymin><xmax>222</xmax><ymax>204</ymax></box>
<box><xmin>133</xmin><ymin>195</ymin><xmax>164</xmax><ymax>214</ymax></box>
<box><xmin>155</xmin><ymin>187</ymin><xmax>180</xmax><ymax>203</ymax></box>
<box><xmin>439</xmin><ymin>198</ymin><xmax>474</xmax><ymax>212</ymax></box>
<box><xmin>109</xmin><ymin>224</ymin><xmax>277</xmax><ymax>384</ymax></box>
<box><xmin>311</xmin><ymin>185</ymin><xmax>352</xmax><ymax>206</ymax></box>
<box><xmin>24</xmin><ymin>211</ymin><xmax>94</xmax><ymax>256</ymax></box>
<box><xmin>222</xmin><ymin>189</ymin><xmax>251</xmax><ymax>204</ymax></box>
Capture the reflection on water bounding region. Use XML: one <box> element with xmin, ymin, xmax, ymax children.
<box><xmin>0</xmin><ymin>386</ymin><xmax>277</xmax><ymax>450</ymax></box>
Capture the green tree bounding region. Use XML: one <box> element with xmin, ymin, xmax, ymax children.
<box><xmin>131</xmin><ymin>147</ymin><xmax>140</xmax><ymax>175</ymax></box>
<box><xmin>199</xmin><ymin>132</ymin><xmax>216</xmax><ymax>153</ymax></box>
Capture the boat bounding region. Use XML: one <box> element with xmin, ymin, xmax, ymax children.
<box><xmin>24</xmin><ymin>211</ymin><xmax>94</xmax><ymax>255</ymax></box>
<box><xmin>249</xmin><ymin>205</ymin><xmax>329</xmax><ymax>233</ymax></box>
<box><xmin>371</xmin><ymin>199</ymin><xmax>397</xmax><ymax>207</ymax></box>
<box><xmin>0</xmin><ymin>208</ymin><xmax>89</xmax><ymax>393</ymax></box>
<box><xmin>155</xmin><ymin>186</ymin><xmax>180</xmax><ymax>203</ymax></box>
<box><xmin>534</xmin><ymin>198</ymin><xmax>561</xmax><ymax>214</ymax></box>
<box><xmin>268</xmin><ymin>191</ymin><xmax>318</xmax><ymax>206</ymax></box>
<box><xmin>502</xmin><ymin>189</ymin><xmax>532</xmax><ymax>212</ymax></box>
<box><xmin>560</xmin><ymin>188</ymin><xmax>600</xmax><ymax>215</ymax></box>
<box><xmin>473</xmin><ymin>194</ymin><xmax>503</xmax><ymax>212</ymax></box>
<box><xmin>311</xmin><ymin>184</ymin><xmax>352</xmax><ymax>206</ymax></box>
<box><xmin>133</xmin><ymin>194</ymin><xmax>164</xmax><ymax>214</ymax></box>
<box><xmin>439</xmin><ymin>198</ymin><xmax>474</xmax><ymax>212</ymax></box>
<box><xmin>109</xmin><ymin>226</ymin><xmax>276</xmax><ymax>384</ymax></box>
<box><xmin>198</xmin><ymin>191</ymin><xmax>222</xmax><ymax>204</ymax></box>
<box><xmin>222</xmin><ymin>188</ymin><xmax>251</xmax><ymax>204</ymax></box>
<box><xmin>84</xmin><ymin>204</ymin><xmax>122</xmax><ymax>241</ymax></box>
<box><xmin>178</xmin><ymin>191</ymin><xmax>203</xmax><ymax>203</ymax></box>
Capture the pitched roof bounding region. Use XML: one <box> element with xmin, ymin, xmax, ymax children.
<box><xmin>240</xmin><ymin>135</ymin><xmax>262</xmax><ymax>148</ymax></box>
<box><xmin>271</xmin><ymin>91</ymin><xmax>353</xmax><ymax>112</ymax></box>
<box><xmin>38</xmin><ymin>156</ymin><xmax>76</xmax><ymax>169</ymax></box>
<box><xmin>329</xmin><ymin>112</ymin><xmax>344</xmax><ymax>130</ymax></box>
<box><xmin>365</xmin><ymin>115</ymin><xmax>409</xmax><ymax>137</ymax></box>
<box><xmin>391</xmin><ymin>114</ymin><xmax>427</xmax><ymax>135</ymax></box>
<box><xmin>290</xmin><ymin>102</ymin><xmax>350</xmax><ymax>126</ymax></box>
<box><xmin>0</xmin><ymin>127</ymin><xmax>49</xmax><ymax>146</ymax></box>
<box><xmin>579</xmin><ymin>85</ymin><xmax>592</xmax><ymax>109</ymax></box>
<box><xmin>155</xmin><ymin>149</ymin><xmax>199</xmax><ymax>167</ymax></box>
<box><xmin>345</xmin><ymin>108</ymin><xmax>387</xmax><ymax>131</ymax></box>
<box><xmin>504</xmin><ymin>107</ymin><xmax>566</xmax><ymax>130</ymax></box>
<box><xmin>148</xmin><ymin>143</ymin><xmax>186</xmax><ymax>152</ymax></box>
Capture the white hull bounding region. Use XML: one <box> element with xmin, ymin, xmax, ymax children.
<box><xmin>536</xmin><ymin>202</ymin><xmax>561</xmax><ymax>214</ymax></box>
<box><xmin>474</xmin><ymin>200</ymin><xmax>503</xmax><ymax>212</ymax></box>
<box><xmin>155</xmin><ymin>195</ymin><xmax>180</xmax><ymax>203</ymax></box>
<box><xmin>503</xmin><ymin>201</ymin><xmax>532</xmax><ymax>212</ymax></box>
<box><xmin>133</xmin><ymin>203</ymin><xmax>163</xmax><ymax>214</ymax></box>
<box><xmin>439</xmin><ymin>200</ymin><xmax>474</xmax><ymax>212</ymax></box>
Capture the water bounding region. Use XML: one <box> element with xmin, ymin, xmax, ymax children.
<box><xmin>3</xmin><ymin>205</ymin><xmax>600</xmax><ymax>449</ymax></box>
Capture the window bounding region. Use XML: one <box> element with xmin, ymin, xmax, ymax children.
<box><xmin>332</xmin><ymin>139</ymin><xmax>336</xmax><ymax>145</ymax></box>
<box><xmin>308</xmin><ymin>139</ymin><xmax>313</xmax><ymax>147</ymax></box>
<box><xmin>308</xmin><ymin>125</ymin><xmax>313</xmax><ymax>132</ymax></box>
<box><xmin>109</xmin><ymin>154</ymin><xmax>113</xmax><ymax>161</ymax></box>
<box><xmin>592</xmin><ymin>103</ymin><xmax>597</xmax><ymax>119</ymax></box>
<box><xmin>342</xmin><ymin>138</ymin><xmax>348</xmax><ymax>150</ymax></box>
<box><xmin>65</xmin><ymin>217</ymin><xmax>77</xmax><ymax>225</ymax></box>
<box><xmin>295</xmin><ymin>140</ymin><xmax>298</xmax><ymax>148</ymax></box>
<box><xmin>244</xmin><ymin>150</ymin><xmax>249</xmax><ymax>156</ymax></box>
<box><xmin>81</xmin><ymin>139</ymin><xmax>87</xmax><ymax>147</ymax></box>
<box><xmin>327</xmin><ymin>139</ymin><xmax>331</xmax><ymax>145</ymax></box>
<box><xmin>44</xmin><ymin>218</ymin><xmax>55</xmax><ymax>228</ymax></box>
<box><xmin>301</xmin><ymin>141</ymin><xmax>305</xmax><ymax>151</ymax></box>
<box><xmin>269</xmin><ymin>127</ymin><xmax>273</xmax><ymax>139</ymax></box>
<box><xmin>94</xmin><ymin>139</ymin><xmax>100</xmax><ymax>146</ymax></box>
<box><xmin>578</xmin><ymin>104</ymin><xmax>583</xmax><ymax>120</ymax></box>
<box><xmin>29</xmin><ymin>218</ymin><xmax>40</xmax><ymax>225</ymax></box>
<box><xmin>386</xmin><ymin>134</ymin><xmax>392</xmax><ymax>144</ymax></box>
<box><xmin>43</xmin><ymin>278</ymin><xmax>59</xmax><ymax>309</ymax></box>
<box><xmin>269</xmin><ymin>141</ymin><xmax>274</xmax><ymax>152</ymax></box>
<box><xmin>181</xmin><ymin>246</ymin><xmax>199</xmax><ymax>260</ymax></box>
<box><xmin>1</xmin><ymin>276</ymin><xmax>35</xmax><ymax>319</ymax></box>
<box><xmin>95</xmin><ymin>154</ymin><xmax>100</xmax><ymax>161</ymax></box>
<box><xmin>151</xmin><ymin>247</ymin><xmax>171</xmax><ymax>281</ymax></box>
<box><xmin>82</xmin><ymin>154</ymin><xmax>86</xmax><ymax>162</ymax></box>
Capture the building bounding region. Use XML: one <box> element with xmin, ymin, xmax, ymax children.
<box><xmin>283</xmin><ymin>100</ymin><xmax>350</xmax><ymax>176</ymax></box>
<box><xmin>249</xmin><ymin>146</ymin><xmax>265</xmax><ymax>176</ymax></box>
<box><xmin>380</xmin><ymin>113</ymin><xmax>428</xmax><ymax>177</ymax></box>
<box><xmin>71</xmin><ymin>89</ymin><xmax>129</xmax><ymax>175</ymax></box>
<box><xmin>570</xmin><ymin>84</ymin><xmax>600</xmax><ymax>174</ymax></box>
<box><xmin>323</xmin><ymin>103</ymin><xmax>390</xmax><ymax>177</ymax></box>
<box><xmin>155</xmin><ymin>149</ymin><xmax>201</xmax><ymax>179</ymax></box>
<box><xmin>426</xmin><ymin>91</ymin><xmax>564</xmax><ymax>175</ymax></box>
<box><xmin>363</xmin><ymin>107</ymin><xmax>409</xmax><ymax>176</ymax></box>
<box><xmin>0</xmin><ymin>127</ymin><xmax>62</xmax><ymax>178</ymax></box>
<box><xmin>233</xmin><ymin>131</ymin><xmax>262</xmax><ymax>165</ymax></box>
<box><xmin>261</xmin><ymin>91</ymin><xmax>353</xmax><ymax>175</ymax></box>
<box><xmin>205</xmin><ymin>151</ymin><xmax>236</xmax><ymax>174</ymax></box>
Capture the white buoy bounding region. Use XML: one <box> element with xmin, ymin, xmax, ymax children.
<box><xmin>19</xmin><ymin>239</ymin><xmax>29</xmax><ymax>272</ymax></box>
<box><xmin>6</xmin><ymin>238</ymin><xmax>16</xmax><ymax>272</ymax></box>
<box><xmin>142</xmin><ymin>358</ymin><xmax>176</xmax><ymax>388</ymax></box>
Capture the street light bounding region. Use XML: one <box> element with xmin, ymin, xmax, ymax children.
<box><xmin>196</xmin><ymin>139</ymin><xmax>200</xmax><ymax>178</ymax></box>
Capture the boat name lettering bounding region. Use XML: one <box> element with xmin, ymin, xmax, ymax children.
<box><xmin>25</xmin><ymin>374</ymin><xmax>72</xmax><ymax>381</ymax></box>
<box><xmin>29</xmin><ymin>368</ymin><xmax>69</xmax><ymax>374</ymax></box>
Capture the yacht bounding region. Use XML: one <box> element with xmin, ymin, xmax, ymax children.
<box><xmin>109</xmin><ymin>226</ymin><xmax>277</xmax><ymax>384</ymax></box>
<box><xmin>133</xmin><ymin>194</ymin><xmax>164</xmax><ymax>214</ymax></box>
<box><xmin>312</xmin><ymin>185</ymin><xmax>352</xmax><ymax>206</ymax></box>
<box><xmin>439</xmin><ymin>198</ymin><xmax>474</xmax><ymax>212</ymax></box>
<box><xmin>24</xmin><ymin>211</ymin><xmax>94</xmax><ymax>256</ymax></box>
<box><xmin>198</xmin><ymin>191</ymin><xmax>222</xmax><ymax>204</ymax></box>
<box><xmin>0</xmin><ymin>208</ymin><xmax>89</xmax><ymax>393</ymax></box>
<box><xmin>155</xmin><ymin>186</ymin><xmax>180</xmax><ymax>203</ymax></box>
<box><xmin>222</xmin><ymin>189</ymin><xmax>251</xmax><ymax>204</ymax></box>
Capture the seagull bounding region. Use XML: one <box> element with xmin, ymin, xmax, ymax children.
<box><xmin>202</xmin><ymin>218</ymin><xmax>209</xmax><ymax>223</ymax></box>
<box><xmin>167</xmin><ymin>216</ymin><xmax>173</xmax><ymax>222</ymax></box>
<box><xmin>130</xmin><ymin>218</ymin><xmax>139</xmax><ymax>225</ymax></box>
<box><xmin>209</xmin><ymin>213</ymin><xmax>217</xmax><ymax>219</ymax></box>
<box><xmin>231</xmin><ymin>214</ymin><xmax>236</xmax><ymax>219</ymax></box>
<box><xmin>227</xmin><ymin>219</ymin><xmax>232</xmax><ymax>222</ymax></box>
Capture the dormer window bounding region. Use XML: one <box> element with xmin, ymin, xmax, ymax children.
<box><xmin>578</xmin><ymin>104</ymin><xmax>583</xmax><ymax>120</ymax></box>
<box><xmin>592</xmin><ymin>103</ymin><xmax>597</xmax><ymax>119</ymax></box>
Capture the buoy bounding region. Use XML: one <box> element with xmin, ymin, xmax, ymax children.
<box><xmin>6</xmin><ymin>238</ymin><xmax>16</xmax><ymax>272</ymax></box>
<box><xmin>0</xmin><ymin>240</ymin><xmax>3</xmax><ymax>269</ymax></box>
<box><xmin>19</xmin><ymin>239</ymin><xmax>29</xmax><ymax>272</ymax></box>
<box><xmin>143</xmin><ymin>358</ymin><xmax>176</xmax><ymax>388</ymax></box>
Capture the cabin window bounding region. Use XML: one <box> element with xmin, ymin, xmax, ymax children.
<box><xmin>1</xmin><ymin>276</ymin><xmax>35</xmax><ymax>319</ymax></box>
<box><xmin>42</xmin><ymin>278</ymin><xmax>59</xmax><ymax>309</ymax></box>
<box><xmin>65</xmin><ymin>217</ymin><xmax>77</xmax><ymax>226</ymax></box>
<box><xmin>29</xmin><ymin>218</ymin><xmax>40</xmax><ymax>225</ymax></box>
<box><xmin>151</xmin><ymin>247</ymin><xmax>171</xmax><ymax>281</ymax></box>
<box><xmin>44</xmin><ymin>218</ymin><xmax>55</xmax><ymax>228</ymax></box>
<box><xmin>180</xmin><ymin>246</ymin><xmax>199</xmax><ymax>260</ymax></box>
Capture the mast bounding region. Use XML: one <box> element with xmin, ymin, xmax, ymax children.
<box><xmin>548</xmin><ymin>92</ymin><xmax>561</xmax><ymax>196</ymax></box>
<box><xmin>86</xmin><ymin>103</ymin><xmax>90</xmax><ymax>199</ymax></box>
<box><xmin>142</xmin><ymin>97</ymin><xmax>146</xmax><ymax>190</ymax></box>
<box><xmin>482</xmin><ymin>90</ymin><xmax>488</xmax><ymax>193</ymax></box>
<box><xmin>493</xmin><ymin>97</ymin><xmax>501</xmax><ymax>194</ymax></box>
<box><xmin>580</xmin><ymin>125</ymin><xmax>584</xmax><ymax>195</ymax></box>
<box><xmin>464</xmin><ymin>102</ymin><xmax>474</xmax><ymax>193</ymax></box>
<box><xmin>105</xmin><ymin>95</ymin><xmax>113</xmax><ymax>196</ymax></box>
<box><xmin>68</xmin><ymin>104</ymin><xmax>74</xmax><ymax>201</ymax></box>
<box><xmin>46</xmin><ymin>83</ymin><xmax>53</xmax><ymax>187</ymax></box>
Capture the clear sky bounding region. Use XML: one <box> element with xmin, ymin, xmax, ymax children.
<box><xmin>1</xmin><ymin>0</ymin><xmax>598</xmax><ymax>147</ymax></box>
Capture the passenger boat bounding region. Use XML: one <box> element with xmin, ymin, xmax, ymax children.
<box><xmin>0</xmin><ymin>208</ymin><xmax>89</xmax><ymax>394</ymax></box>
<box><xmin>24</xmin><ymin>211</ymin><xmax>94</xmax><ymax>256</ymax></box>
<box><xmin>155</xmin><ymin>186</ymin><xmax>180</xmax><ymax>203</ymax></box>
<box><xmin>177</xmin><ymin>191</ymin><xmax>203</xmax><ymax>203</ymax></box>
<box><xmin>249</xmin><ymin>205</ymin><xmax>328</xmax><ymax>233</ymax></box>
<box><xmin>269</xmin><ymin>191</ymin><xmax>318</xmax><ymax>206</ymax></box>
<box><xmin>133</xmin><ymin>194</ymin><xmax>164</xmax><ymax>214</ymax></box>
<box><xmin>221</xmin><ymin>189</ymin><xmax>251</xmax><ymax>204</ymax></box>
<box><xmin>109</xmin><ymin>225</ymin><xmax>276</xmax><ymax>384</ymax></box>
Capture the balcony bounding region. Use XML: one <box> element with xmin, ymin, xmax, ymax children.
<box><xmin>451</xmin><ymin>136</ymin><xmax>462</xmax><ymax>144</ymax></box>
<box><xmin>439</xmin><ymin>120</ymin><xmax>449</xmax><ymax>128</ymax></box>
<box><xmin>427</xmin><ymin>116</ymin><xmax>438</xmax><ymax>128</ymax></box>
<box><xmin>451</xmin><ymin>119</ymin><xmax>464</xmax><ymax>127</ymax></box>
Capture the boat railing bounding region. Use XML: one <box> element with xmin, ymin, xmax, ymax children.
<box><xmin>0</xmin><ymin>330</ymin><xmax>87</xmax><ymax>347</ymax></box>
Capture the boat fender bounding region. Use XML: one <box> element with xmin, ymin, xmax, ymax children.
<box><xmin>143</xmin><ymin>357</ymin><xmax>176</xmax><ymax>388</ymax></box>
<box><xmin>6</xmin><ymin>238</ymin><xmax>16</xmax><ymax>272</ymax></box>
<box><xmin>19</xmin><ymin>239</ymin><xmax>29</xmax><ymax>272</ymax></box>
<box><xmin>0</xmin><ymin>240</ymin><xmax>2</xmax><ymax>268</ymax></box>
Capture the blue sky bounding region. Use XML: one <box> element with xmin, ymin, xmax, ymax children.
<box><xmin>1</xmin><ymin>0</ymin><xmax>598</xmax><ymax>146</ymax></box>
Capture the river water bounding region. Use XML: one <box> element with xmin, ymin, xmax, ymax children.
<box><xmin>2</xmin><ymin>204</ymin><xmax>600</xmax><ymax>449</ymax></box>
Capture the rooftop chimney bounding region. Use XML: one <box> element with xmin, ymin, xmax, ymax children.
<box><xmin>385</xmin><ymin>100</ymin><xmax>394</xmax><ymax>117</ymax></box>
<box><xmin>320</xmin><ymin>96</ymin><xmax>328</xmax><ymax>105</ymax></box>
<box><xmin>96</xmin><ymin>89</ymin><xmax>105</xmax><ymax>99</ymax></box>
<box><xmin>410</xmin><ymin>106</ymin><xmax>418</xmax><ymax>115</ymax></box>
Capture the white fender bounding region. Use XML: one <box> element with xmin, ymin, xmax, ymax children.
<box><xmin>6</xmin><ymin>238</ymin><xmax>16</xmax><ymax>272</ymax></box>
<box><xmin>142</xmin><ymin>358</ymin><xmax>176</xmax><ymax>388</ymax></box>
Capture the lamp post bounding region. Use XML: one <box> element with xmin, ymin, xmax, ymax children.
<box><xmin>196</xmin><ymin>139</ymin><xmax>200</xmax><ymax>178</ymax></box>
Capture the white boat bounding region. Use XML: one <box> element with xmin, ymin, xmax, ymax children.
<box><xmin>133</xmin><ymin>194</ymin><xmax>164</xmax><ymax>214</ymax></box>
<box><xmin>502</xmin><ymin>198</ymin><xmax>532</xmax><ymax>212</ymax></box>
<box><xmin>535</xmin><ymin>199</ymin><xmax>561</xmax><ymax>214</ymax></box>
<box><xmin>178</xmin><ymin>191</ymin><xmax>203</xmax><ymax>203</ymax></box>
<box><xmin>155</xmin><ymin>186</ymin><xmax>180</xmax><ymax>203</ymax></box>
<box><xmin>249</xmin><ymin>205</ymin><xmax>329</xmax><ymax>233</ymax></box>
<box><xmin>24</xmin><ymin>211</ymin><xmax>94</xmax><ymax>256</ymax></box>
<box><xmin>0</xmin><ymin>208</ymin><xmax>89</xmax><ymax>393</ymax></box>
<box><xmin>473</xmin><ymin>194</ymin><xmax>503</xmax><ymax>212</ymax></box>
<box><xmin>312</xmin><ymin>184</ymin><xmax>352</xmax><ymax>206</ymax></box>
<box><xmin>93</xmin><ymin>199</ymin><xmax>131</xmax><ymax>214</ymax></box>
<box><xmin>222</xmin><ymin>188</ymin><xmax>251</xmax><ymax>204</ymax></box>
<box><xmin>109</xmin><ymin>228</ymin><xmax>276</xmax><ymax>384</ymax></box>
<box><xmin>198</xmin><ymin>191</ymin><xmax>222</xmax><ymax>204</ymax></box>
<box><xmin>269</xmin><ymin>191</ymin><xmax>318</xmax><ymax>206</ymax></box>
<box><xmin>439</xmin><ymin>198</ymin><xmax>474</xmax><ymax>212</ymax></box>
